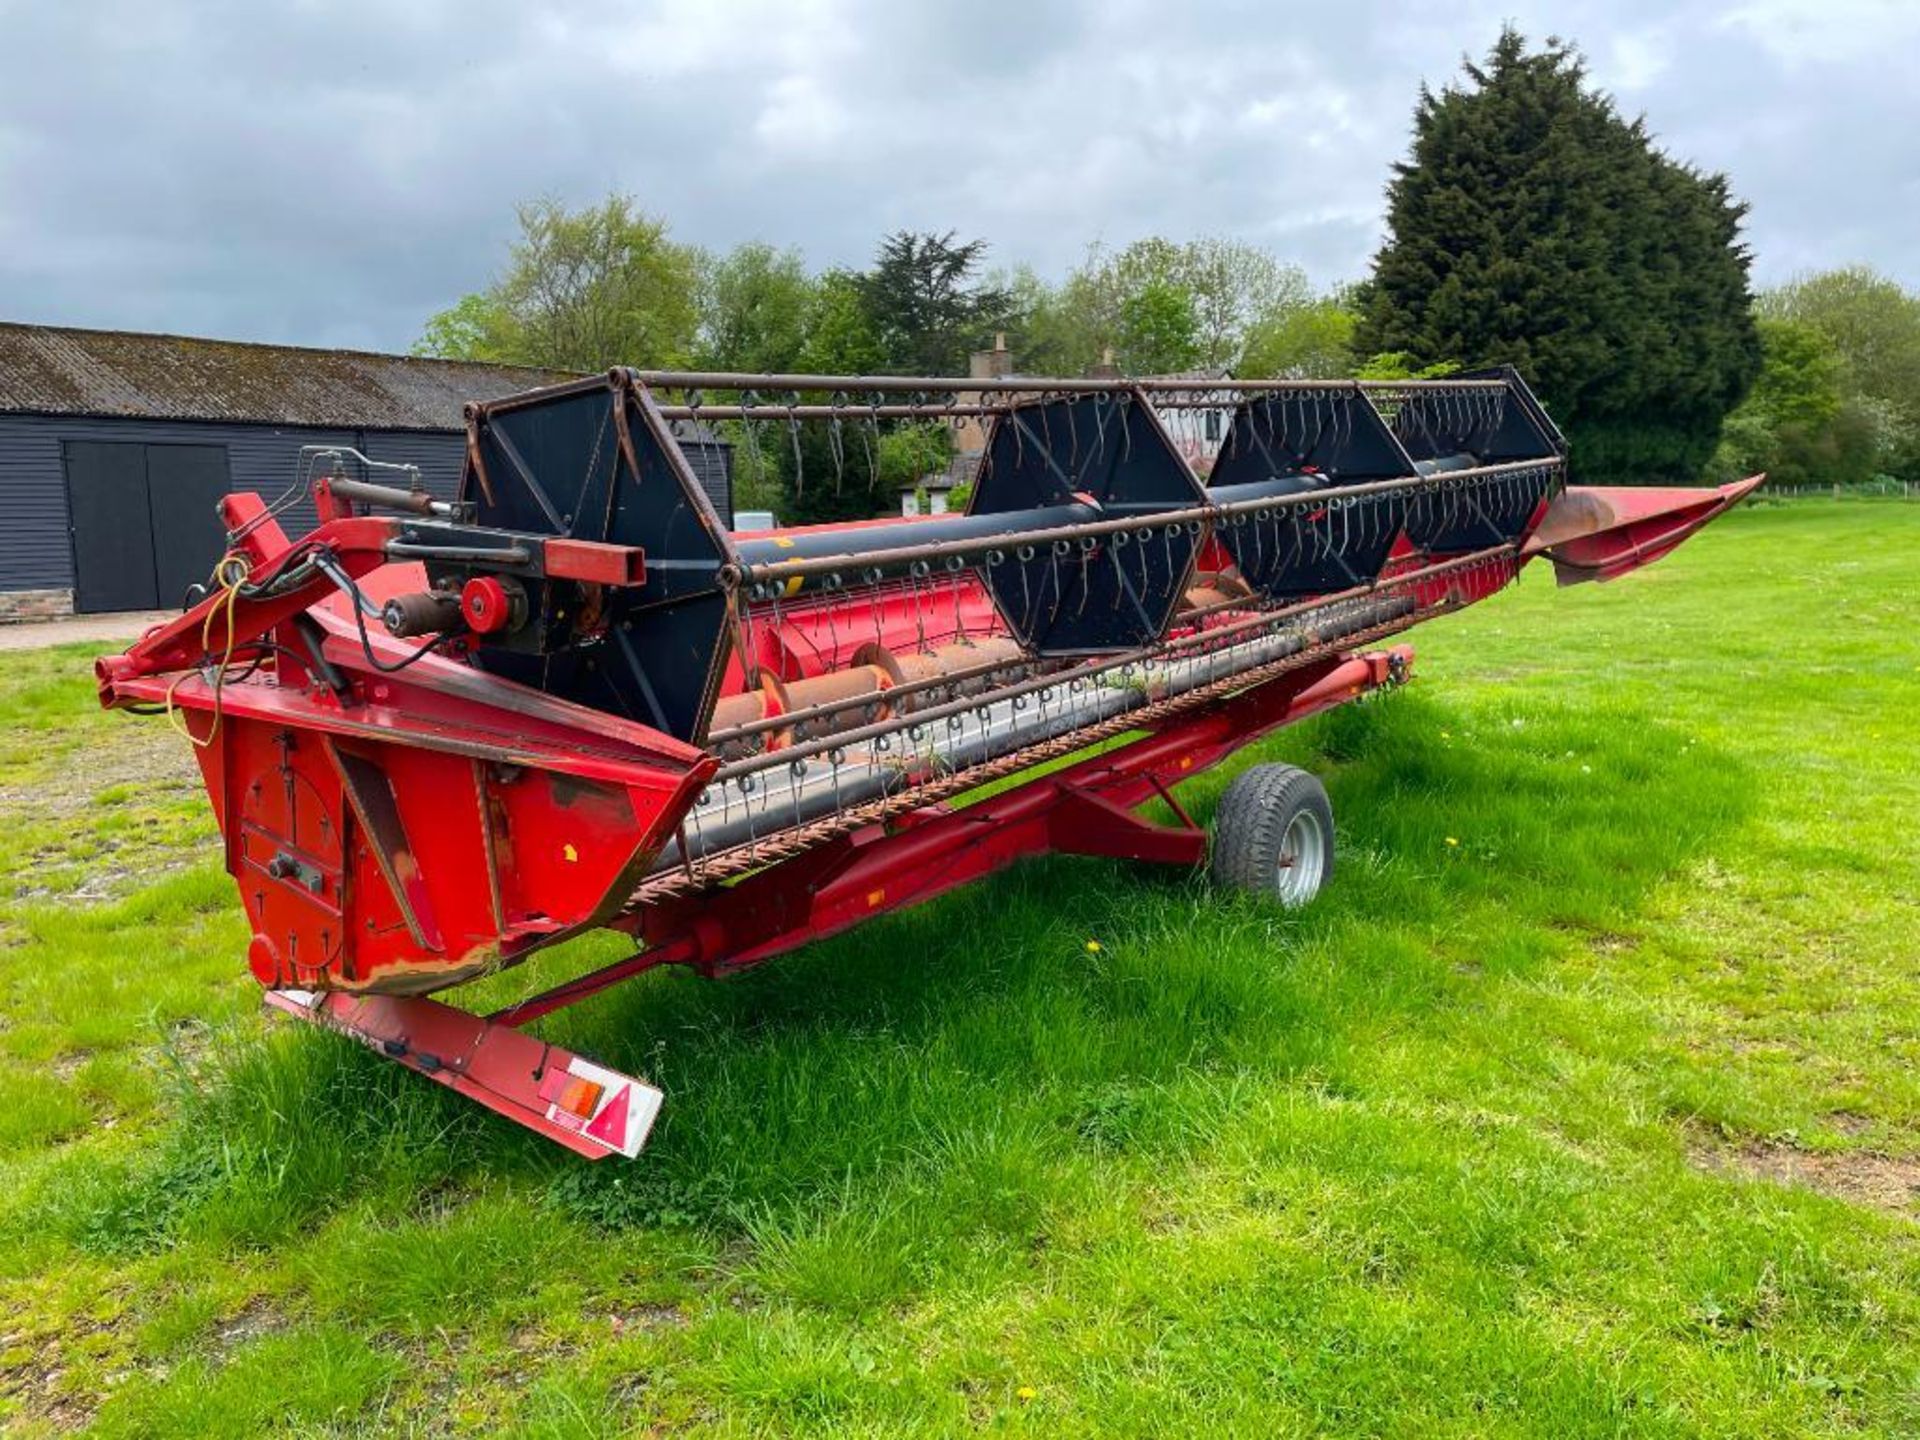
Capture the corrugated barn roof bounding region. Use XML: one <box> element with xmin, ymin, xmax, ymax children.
<box><xmin>0</xmin><ymin>322</ymin><xmax>576</xmax><ymax>431</ymax></box>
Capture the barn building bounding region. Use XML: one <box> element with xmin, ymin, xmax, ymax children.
<box><xmin>0</xmin><ymin>323</ymin><xmax>733</xmax><ymax>620</ymax></box>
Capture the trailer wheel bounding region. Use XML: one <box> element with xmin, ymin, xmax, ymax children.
<box><xmin>1211</xmin><ymin>763</ymin><xmax>1334</xmax><ymax>908</ymax></box>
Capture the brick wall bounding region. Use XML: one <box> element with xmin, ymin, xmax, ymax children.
<box><xmin>0</xmin><ymin>588</ymin><xmax>75</xmax><ymax>623</ymax></box>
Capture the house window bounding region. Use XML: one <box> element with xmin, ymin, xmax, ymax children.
<box><xmin>1203</xmin><ymin>410</ymin><xmax>1222</xmax><ymax>443</ymax></box>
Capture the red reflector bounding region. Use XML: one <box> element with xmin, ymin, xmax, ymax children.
<box><xmin>557</xmin><ymin>1077</ymin><xmax>604</xmax><ymax>1119</ymax></box>
<box><xmin>538</xmin><ymin>1067</ymin><xmax>605</xmax><ymax>1120</ymax></box>
<box><xmin>584</xmin><ymin>1084</ymin><xmax>631</xmax><ymax>1146</ymax></box>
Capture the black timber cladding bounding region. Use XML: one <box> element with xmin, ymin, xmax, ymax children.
<box><xmin>0</xmin><ymin>323</ymin><xmax>733</xmax><ymax>605</ymax></box>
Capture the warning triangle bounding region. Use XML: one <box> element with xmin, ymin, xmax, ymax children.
<box><xmin>585</xmin><ymin>1083</ymin><xmax>631</xmax><ymax>1148</ymax></box>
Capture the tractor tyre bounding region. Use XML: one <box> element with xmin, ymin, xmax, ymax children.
<box><xmin>1210</xmin><ymin>762</ymin><xmax>1334</xmax><ymax>908</ymax></box>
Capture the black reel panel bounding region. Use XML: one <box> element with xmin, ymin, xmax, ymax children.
<box><xmin>1403</xmin><ymin>464</ymin><xmax>1562</xmax><ymax>553</ymax></box>
<box><xmin>1390</xmin><ymin>365</ymin><xmax>1565</xmax><ymax>552</ymax></box>
<box><xmin>455</xmin><ymin>372</ymin><xmax>735</xmax><ymax>746</ymax></box>
<box><xmin>970</xmin><ymin>391</ymin><xmax>1205</xmax><ymax>653</ymax></box>
<box><xmin>1206</xmin><ymin>386</ymin><xmax>1421</xmax><ymax>599</ymax></box>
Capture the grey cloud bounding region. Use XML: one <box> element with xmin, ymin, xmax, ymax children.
<box><xmin>0</xmin><ymin>0</ymin><xmax>1911</xmax><ymax>352</ymax></box>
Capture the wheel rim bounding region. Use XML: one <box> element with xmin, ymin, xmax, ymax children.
<box><xmin>1274</xmin><ymin>809</ymin><xmax>1326</xmax><ymax>907</ymax></box>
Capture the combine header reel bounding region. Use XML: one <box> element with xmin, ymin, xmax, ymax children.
<box><xmin>98</xmin><ymin>366</ymin><xmax>1758</xmax><ymax>1158</ymax></box>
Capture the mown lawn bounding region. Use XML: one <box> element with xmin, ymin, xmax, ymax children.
<box><xmin>0</xmin><ymin>500</ymin><xmax>1915</xmax><ymax>1437</ymax></box>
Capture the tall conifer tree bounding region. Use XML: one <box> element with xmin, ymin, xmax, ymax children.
<box><xmin>1357</xmin><ymin>29</ymin><xmax>1760</xmax><ymax>484</ymax></box>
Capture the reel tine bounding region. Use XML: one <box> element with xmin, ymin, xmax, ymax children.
<box><xmin>786</xmin><ymin>398</ymin><xmax>805</xmax><ymax>498</ymax></box>
<box><xmin>858</xmin><ymin>397</ymin><xmax>879</xmax><ymax>490</ymax></box>
<box><xmin>827</xmin><ymin>396</ymin><xmax>846</xmax><ymax>493</ymax></box>
<box><xmin>1061</xmin><ymin>392</ymin><xmax>1078</xmax><ymax>483</ymax></box>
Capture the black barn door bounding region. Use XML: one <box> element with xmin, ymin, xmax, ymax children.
<box><xmin>64</xmin><ymin>442</ymin><xmax>158</xmax><ymax>614</ymax></box>
<box><xmin>146</xmin><ymin>446</ymin><xmax>232</xmax><ymax>608</ymax></box>
<box><xmin>64</xmin><ymin>441</ymin><xmax>231</xmax><ymax>613</ymax></box>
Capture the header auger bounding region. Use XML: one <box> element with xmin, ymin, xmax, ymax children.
<box><xmin>97</xmin><ymin>366</ymin><xmax>1759</xmax><ymax>1158</ymax></box>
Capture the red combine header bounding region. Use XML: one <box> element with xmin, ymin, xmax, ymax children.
<box><xmin>97</xmin><ymin>367</ymin><xmax>1758</xmax><ymax>1158</ymax></box>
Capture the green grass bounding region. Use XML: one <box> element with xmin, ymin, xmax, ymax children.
<box><xmin>0</xmin><ymin>501</ymin><xmax>1916</xmax><ymax>1436</ymax></box>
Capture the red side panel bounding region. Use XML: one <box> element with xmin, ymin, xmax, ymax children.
<box><xmin>1524</xmin><ymin>475</ymin><xmax>1763</xmax><ymax>584</ymax></box>
<box><xmin>135</xmin><ymin>663</ymin><xmax>713</xmax><ymax>997</ymax></box>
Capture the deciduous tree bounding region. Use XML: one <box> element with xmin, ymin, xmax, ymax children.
<box><xmin>698</xmin><ymin>242</ymin><xmax>813</xmax><ymax>374</ymax></box>
<box><xmin>1758</xmin><ymin>266</ymin><xmax>1920</xmax><ymax>480</ymax></box>
<box><xmin>1240</xmin><ymin>296</ymin><xmax>1359</xmax><ymax>379</ymax></box>
<box><xmin>1116</xmin><ymin>280</ymin><xmax>1201</xmax><ymax>375</ymax></box>
<box><xmin>1011</xmin><ymin>239</ymin><xmax>1314</xmax><ymax>377</ymax></box>
<box><xmin>1713</xmin><ymin>318</ymin><xmax>1883</xmax><ymax>489</ymax></box>
<box><xmin>415</xmin><ymin>196</ymin><xmax>702</xmax><ymax>371</ymax></box>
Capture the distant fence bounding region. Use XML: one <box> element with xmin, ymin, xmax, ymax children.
<box><xmin>1758</xmin><ymin>478</ymin><xmax>1915</xmax><ymax>501</ymax></box>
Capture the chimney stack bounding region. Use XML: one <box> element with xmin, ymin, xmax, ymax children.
<box><xmin>970</xmin><ymin>332</ymin><xmax>1014</xmax><ymax>380</ymax></box>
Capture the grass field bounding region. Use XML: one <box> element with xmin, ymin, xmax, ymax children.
<box><xmin>0</xmin><ymin>500</ymin><xmax>1915</xmax><ymax>1437</ymax></box>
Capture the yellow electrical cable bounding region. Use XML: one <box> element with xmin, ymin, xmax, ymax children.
<box><xmin>165</xmin><ymin>552</ymin><xmax>249</xmax><ymax>749</ymax></box>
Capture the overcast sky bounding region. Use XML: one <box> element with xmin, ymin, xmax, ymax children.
<box><xmin>1</xmin><ymin>0</ymin><xmax>1914</xmax><ymax>354</ymax></box>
